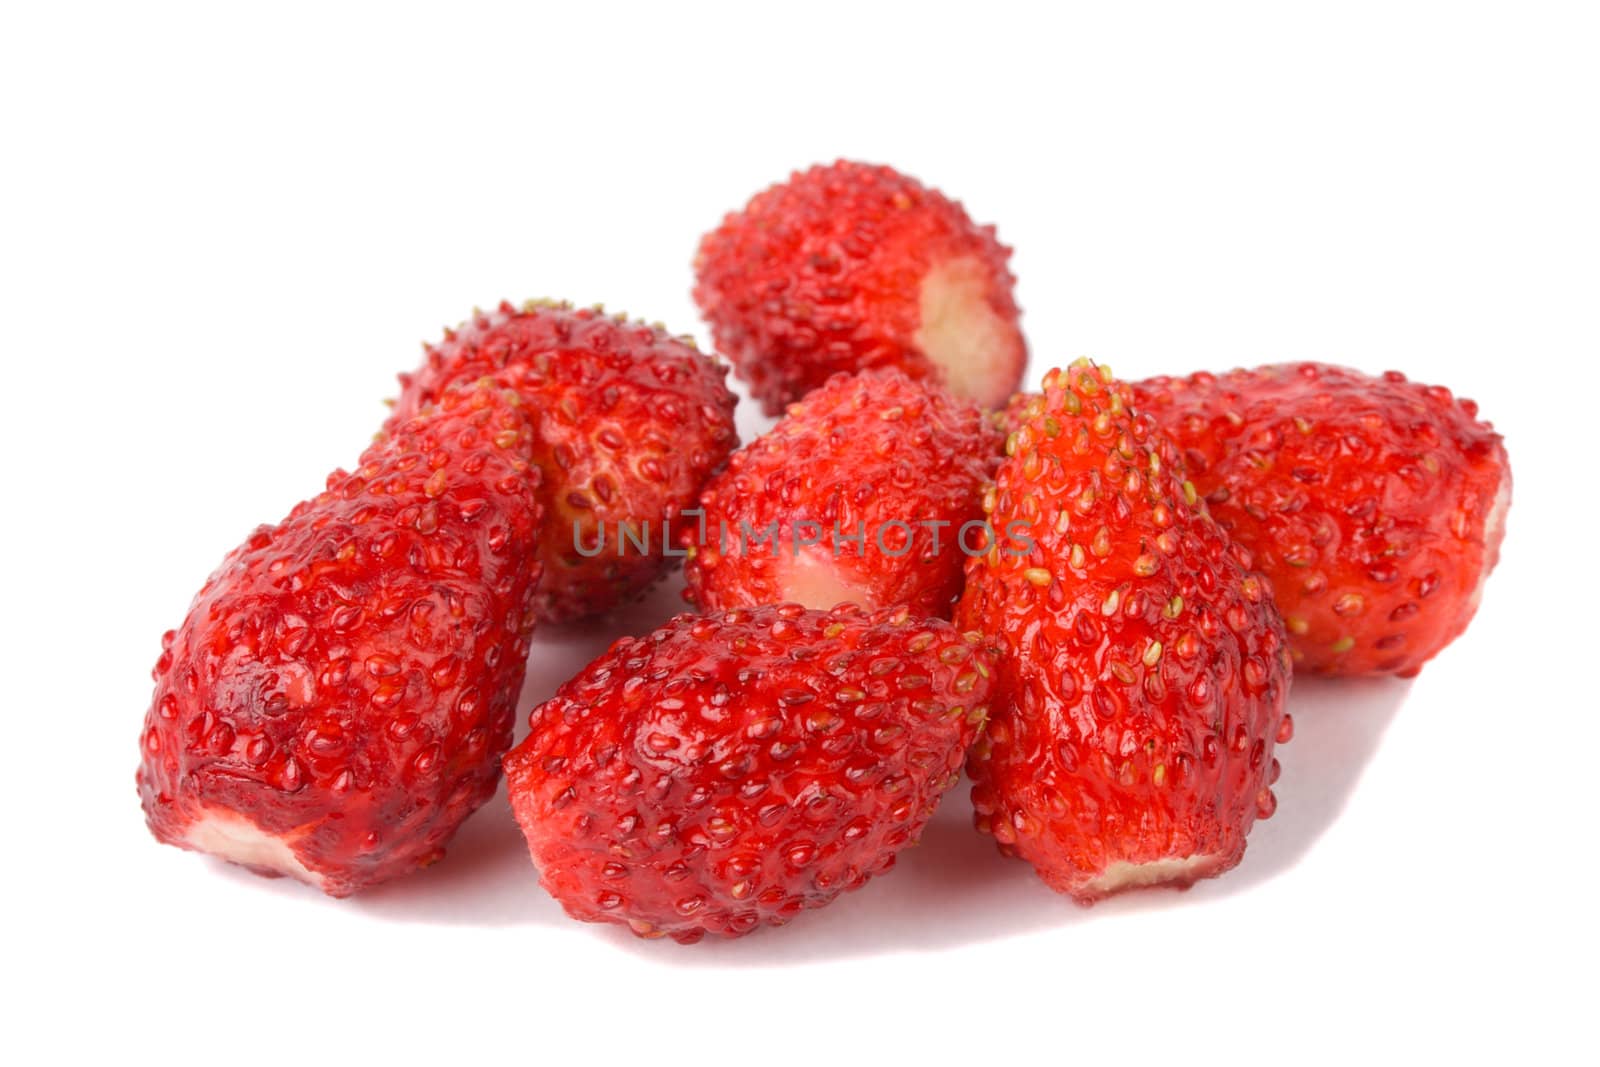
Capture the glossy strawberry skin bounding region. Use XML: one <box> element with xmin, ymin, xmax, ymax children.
<box><xmin>387</xmin><ymin>301</ymin><xmax>739</xmax><ymax>623</ymax></box>
<box><xmin>684</xmin><ymin>369</ymin><xmax>1002</xmax><ymax>619</ymax></box>
<box><xmin>694</xmin><ymin>160</ymin><xmax>1026</xmax><ymax>414</ymax></box>
<box><xmin>138</xmin><ymin>382</ymin><xmax>544</xmax><ymax>897</ymax></box>
<box><xmin>503</xmin><ymin>603</ymin><xmax>995</xmax><ymax>943</ymax></box>
<box><xmin>1132</xmin><ymin>363</ymin><xmax>1510</xmax><ymax>676</ymax></box>
<box><xmin>958</xmin><ymin>364</ymin><xmax>1290</xmax><ymax>903</ymax></box>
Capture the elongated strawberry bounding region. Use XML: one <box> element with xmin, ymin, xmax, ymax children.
<box><xmin>138</xmin><ymin>381</ymin><xmax>543</xmax><ymax>896</ymax></box>
<box><xmin>503</xmin><ymin>603</ymin><xmax>994</xmax><ymax>942</ymax></box>
<box><xmin>694</xmin><ymin>160</ymin><xmax>1026</xmax><ymax>414</ymax></box>
<box><xmin>387</xmin><ymin>301</ymin><xmax>739</xmax><ymax>623</ymax></box>
<box><xmin>958</xmin><ymin>361</ymin><xmax>1290</xmax><ymax>902</ymax></box>
<box><xmin>1132</xmin><ymin>363</ymin><xmax>1510</xmax><ymax>675</ymax></box>
<box><xmin>683</xmin><ymin>369</ymin><xmax>1001</xmax><ymax>619</ymax></box>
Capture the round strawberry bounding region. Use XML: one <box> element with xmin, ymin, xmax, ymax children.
<box><xmin>1132</xmin><ymin>363</ymin><xmax>1510</xmax><ymax>676</ymax></box>
<box><xmin>684</xmin><ymin>369</ymin><xmax>1001</xmax><ymax>619</ymax></box>
<box><xmin>993</xmin><ymin>388</ymin><xmax>1041</xmax><ymax>438</ymax></box>
<box><xmin>502</xmin><ymin>603</ymin><xmax>994</xmax><ymax>942</ymax></box>
<box><xmin>694</xmin><ymin>160</ymin><xmax>1027</xmax><ymax>415</ymax></box>
<box><xmin>959</xmin><ymin>361</ymin><xmax>1291</xmax><ymax>903</ymax></box>
<box><xmin>139</xmin><ymin>381</ymin><xmax>544</xmax><ymax>896</ymax></box>
<box><xmin>387</xmin><ymin>300</ymin><xmax>739</xmax><ymax>623</ymax></box>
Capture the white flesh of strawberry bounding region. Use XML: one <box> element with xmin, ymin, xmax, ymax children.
<box><xmin>916</xmin><ymin>256</ymin><xmax>1020</xmax><ymax>409</ymax></box>
<box><xmin>183</xmin><ymin>808</ymin><xmax>323</xmax><ymax>889</ymax></box>
<box><xmin>1083</xmin><ymin>853</ymin><xmax>1222</xmax><ymax>897</ymax></box>
<box><xmin>774</xmin><ymin>546</ymin><xmax>880</xmax><ymax>612</ymax></box>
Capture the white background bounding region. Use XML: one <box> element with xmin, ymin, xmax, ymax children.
<box><xmin>3</xmin><ymin>2</ymin><xmax>1596</xmax><ymax>1062</ymax></box>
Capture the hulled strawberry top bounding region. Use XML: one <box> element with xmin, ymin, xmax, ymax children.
<box><xmin>694</xmin><ymin>160</ymin><xmax>1026</xmax><ymax>413</ymax></box>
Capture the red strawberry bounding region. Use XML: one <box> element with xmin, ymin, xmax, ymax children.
<box><xmin>387</xmin><ymin>300</ymin><xmax>739</xmax><ymax>623</ymax></box>
<box><xmin>503</xmin><ymin>603</ymin><xmax>994</xmax><ymax>942</ymax></box>
<box><xmin>958</xmin><ymin>362</ymin><xmax>1290</xmax><ymax>902</ymax></box>
<box><xmin>993</xmin><ymin>388</ymin><xmax>1040</xmax><ymax>438</ymax></box>
<box><xmin>1131</xmin><ymin>363</ymin><xmax>1510</xmax><ymax>676</ymax></box>
<box><xmin>138</xmin><ymin>381</ymin><xmax>544</xmax><ymax>896</ymax></box>
<box><xmin>683</xmin><ymin>369</ymin><xmax>1001</xmax><ymax>619</ymax></box>
<box><xmin>694</xmin><ymin>160</ymin><xmax>1026</xmax><ymax>415</ymax></box>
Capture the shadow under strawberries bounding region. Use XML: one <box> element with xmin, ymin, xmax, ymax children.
<box><xmin>1190</xmin><ymin>675</ymin><xmax>1410</xmax><ymax>899</ymax></box>
<box><xmin>346</xmin><ymin>630</ymin><xmax>1409</xmax><ymax>953</ymax></box>
<box><xmin>598</xmin><ymin>674</ymin><xmax>1411</xmax><ymax>964</ymax></box>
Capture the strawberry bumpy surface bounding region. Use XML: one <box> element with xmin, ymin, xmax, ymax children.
<box><xmin>694</xmin><ymin>160</ymin><xmax>1026</xmax><ymax>414</ymax></box>
<box><xmin>958</xmin><ymin>364</ymin><xmax>1291</xmax><ymax>902</ymax></box>
<box><xmin>993</xmin><ymin>389</ymin><xmax>1040</xmax><ymax>440</ymax></box>
<box><xmin>1132</xmin><ymin>363</ymin><xmax>1510</xmax><ymax>676</ymax></box>
<box><xmin>387</xmin><ymin>300</ymin><xmax>739</xmax><ymax>623</ymax></box>
<box><xmin>138</xmin><ymin>382</ymin><xmax>544</xmax><ymax>896</ymax></box>
<box><xmin>684</xmin><ymin>369</ymin><xmax>1002</xmax><ymax>619</ymax></box>
<box><xmin>503</xmin><ymin>603</ymin><xmax>994</xmax><ymax>942</ymax></box>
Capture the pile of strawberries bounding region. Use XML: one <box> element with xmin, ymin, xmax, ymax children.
<box><xmin>138</xmin><ymin>161</ymin><xmax>1511</xmax><ymax>942</ymax></box>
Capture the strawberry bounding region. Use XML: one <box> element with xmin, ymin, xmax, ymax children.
<box><xmin>502</xmin><ymin>603</ymin><xmax>994</xmax><ymax>942</ymax></box>
<box><xmin>683</xmin><ymin>369</ymin><xmax>1001</xmax><ymax>619</ymax></box>
<box><xmin>693</xmin><ymin>160</ymin><xmax>1027</xmax><ymax>415</ymax></box>
<box><xmin>958</xmin><ymin>362</ymin><xmax>1290</xmax><ymax>902</ymax></box>
<box><xmin>387</xmin><ymin>300</ymin><xmax>739</xmax><ymax>623</ymax></box>
<box><xmin>138</xmin><ymin>381</ymin><xmax>544</xmax><ymax>896</ymax></box>
<box><xmin>993</xmin><ymin>388</ymin><xmax>1040</xmax><ymax>439</ymax></box>
<box><xmin>1131</xmin><ymin>363</ymin><xmax>1510</xmax><ymax>676</ymax></box>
